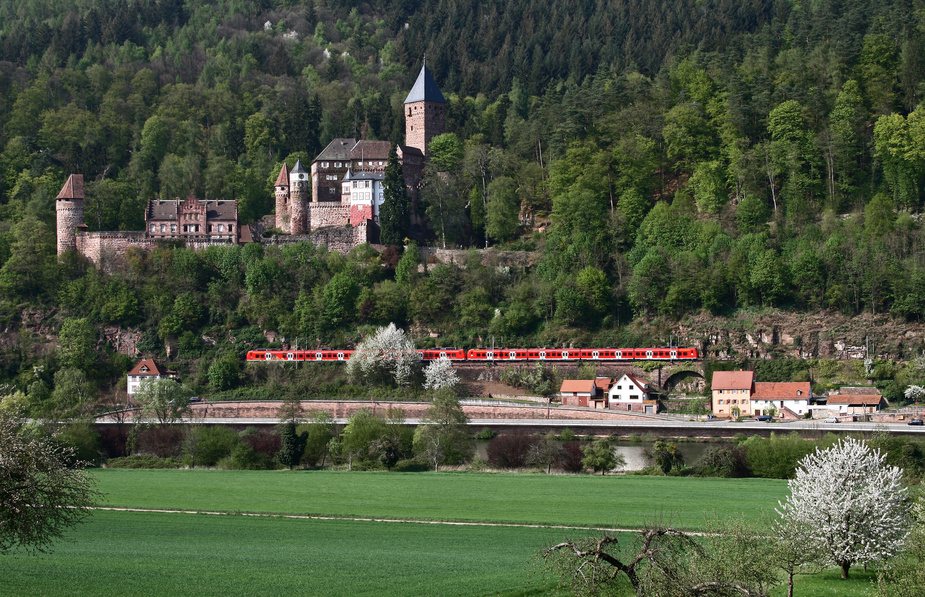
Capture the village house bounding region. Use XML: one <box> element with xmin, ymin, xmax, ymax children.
<box><xmin>607</xmin><ymin>373</ymin><xmax>658</xmax><ymax>413</ymax></box>
<box><xmin>146</xmin><ymin>195</ymin><xmax>239</xmax><ymax>242</ymax></box>
<box><xmin>711</xmin><ymin>370</ymin><xmax>754</xmax><ymax>417</ymax></box>
<box><xmin>825</xmin><ymin>387</ymin><xmax>889</xmax><ymax>416</ymax></box>
<box><xmin>559</xmin><ymin>379</ymin><xmax>598</xmax><ymax>407</ymax></box>
<box><xmin>750</xmin><ymin>382</ymin><xmax>812</xmax><ymax>418</ymax></box>
<box><xmin>126</xmin><ymin>358</ymin><xmax>176</xmax><ymax>402</ymax></box>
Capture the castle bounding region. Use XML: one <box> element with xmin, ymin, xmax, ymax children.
<box><xmin>57</xmin><ymin>63</ymin><xmax>446</xmax><ymax>267</ymax></box>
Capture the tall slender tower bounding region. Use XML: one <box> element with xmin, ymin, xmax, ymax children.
<box><xmin>404</xmin><ymin>62</ymin><xmax>446</xmax><ymax>156</ymax></box>
<box><xmin>289</xmin><ymin>159</ymin><xmax>309</xmax><ymax>234</ymax></box>
<box><xmin>274</xmin><ymin>162</ymin><xmax>290</xmax><ymax>233</ymax></box>
<box><xmin>56</xmin><ymin>174</ymin><xmax>85</xmax><ymax>255</ymax></box>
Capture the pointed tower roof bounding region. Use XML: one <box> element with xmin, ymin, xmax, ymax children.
<box><xmin>56</xmin><ymin>174</ymin><xmax>84</xmax><ymax>200</ymax></box>
<box><xmin>404</xmin><ymin>63</ymin><xmax>446</xmax><ymax>104</ymax></box>
<box><xmin>291</xmin><ymin>159</ymin><xmax>308</xmax><ymax>175</ymax></box>
<box><xmin>274</xmin><ymin>162</ymin><xmax>290</xmax><ymax>187</ymax></box>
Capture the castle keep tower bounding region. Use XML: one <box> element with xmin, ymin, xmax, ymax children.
<box><xmin>288</xmin><ymin>159</ymin><xmax>309</xmax><ymax>234</ymax></box>
<box><xmin>274</xmin><ymin>162</ymin><xmax>290</xmax><ymax>233</ymax></box>
<box><xmin>404</xmin><ymin>63</ymin><xmax>446</xmax><ymax>156</ymax></box>
<box><xmin>56</xmin><ymin>174</ymin><xmax>85</xmax><ymax>255</ymax></box>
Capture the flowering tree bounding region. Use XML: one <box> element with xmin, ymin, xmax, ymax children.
<box><xmin>776</xmin><ymin>437</ymin><xmax>910</xmax><ymax>579</ymax></box>
<box><xmin>904</xmin><ymin>385</ymin><xmax>925</xmax><ymax>404</ymax></box>
<box><xmin>0</xmin><ymin>416</ymin><xmax>99</xmax><ymax>553</ymax></box>
<box><xmin>346</xmin><ymin>323</ymin><xmax>420</xmax><ymax>386</ymax></box>
<box><xmin>423</xmin><ymin>356</ymin><xmax>460</xmax><ymax>391</ymax></box>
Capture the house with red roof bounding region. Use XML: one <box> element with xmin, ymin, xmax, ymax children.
<box><xmin>751</xmin><ymin>382</ymin><xmax>812</xmax><ymax>418</ymax></box>
<box><xmin>560</xmin><ymin>379</ymin><xmax>599</xmax><ymax>407</ymax></box>
<box><xmin>711</xmin><ymin>370</ymin><xmax>754</xmax><ymax>417</ymax></box>
<box><xmin>826</xmin><ymin>387</ymin><xmax>889</xmax><ymax>415</ymax></box>
<box><xmin>608</xmin><ymin>373</ymin><xmax>658</xmax><ymax>413</ymax></box>
<box><xmin>126</xmin><ymin>358</ymin><xmax>176</xmax><ymax>401</ymax></box>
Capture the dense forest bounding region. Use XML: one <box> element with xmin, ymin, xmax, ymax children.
<box><xmin>3</xmin><ymin>0</ymin><xmax>925</xmax><ymax>406</ymax></box>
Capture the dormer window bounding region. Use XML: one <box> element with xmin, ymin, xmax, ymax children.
<box><xmin>140</xmin><ymin>366</ymin><xmax>149</xmax><ymax>373</ymax></box>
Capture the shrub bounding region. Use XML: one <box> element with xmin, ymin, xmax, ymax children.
<box><xmin>487</xmin><ymin>432</ymin><xmax>536</xmax><ymax>468</ymax></box>
<box><xmin>241</xmin><ymin>428</ymin><xmax>281</xmax><ymax>458</ymax></box>
<box><xmin>476</xmin><ymin>427</ymin><xmax>496</xmax><ymax>440</ymax></box>
<box><xmin>697</xmin><ymin>445</ymin><xmax>749</xmax><ymax>477</ymax></box>
<box><xmin>217</xmin><ymin>443</ymin><xmax>275</xmax><ymax>470</ymax></box>
<box><xmin>134</xmin><ymin>426</ymin><xmax>184</xmax><ymax>458</ymax></box>
<box><xmin>106</xmin><ymin>455</ymin><xmax>181</xmax><ymax>469</ymax></box>
<box><xmin>187</xmin><ymin>425</ymin><xmax>241</xmax><ymax>466</ymax></box>
<box><xmin>98</xmin><ymin>426</ymin><xmax>129</xmax><ymax>459</ymax></box>
<box><xmin>56</xmin><ymin>421</ymin><xmax>102</xmax><ymax>465</ymax></box>
<box><xmin>392</xmin><ymin>458</ymin><xmax>429</xmax><ymax>472</ymax></box>
<box><xmin>557</xmin><ymin>442</ymin><xmax>585</xmax><ymax>473</ymax></box>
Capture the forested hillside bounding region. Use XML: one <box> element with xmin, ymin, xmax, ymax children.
<box><xmin>3</xmin><ymin>0</ymin><xmax>925</xmax><ymax>405</ymax></box>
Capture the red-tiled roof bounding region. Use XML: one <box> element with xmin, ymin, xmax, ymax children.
<box><xmin>594</xmin><ymin>377</ymin><xmax>613</xmax><ymax>391</ymax></box>
<box><xmin>56</xmin><ymin>174</ymin><xmax>84</xmax><ymax>200</ymax></box>
<box><xmin>712</xmin><ymin>370</ymin><xmax>754</xmax><ymax>390</ymax></box>
<box><xmin>752</xmin><ymin>382</ymin><xmax>811</xmax><ymax>400</ymax></box>
<box><xmin>827</xmin><ymin>394</ymin><xmax>885</xmax><ymax>406</ymax></box>
<box><xmin>837</xmin><ymin>386</ymin><xmax>880</xmax><ymax>395</ymax></box>
<box><xmin>560</xmin><ymin>380</ymin><xmax>596</xmax><ymax>394</ymax></box>
<box><xmin>128</xmin><ymin>358</ymin><xmax>163</xmax><ymax>376</ymax></box>
<box><xmin>274</xmin><ymin>163</ymin><xmax>289</xmax><ymax>187</ymax></box>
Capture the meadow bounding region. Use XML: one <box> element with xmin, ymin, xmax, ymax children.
<box><xmin>1</xmin><ymin>471</ymin><xmax>879</xmax><ymax>596</ymax></box>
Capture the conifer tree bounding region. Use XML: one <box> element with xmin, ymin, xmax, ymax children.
<box><xmin>380</xmin><ymin>144</ymin><xmax>410</xmax><ymax>246</ymax></box>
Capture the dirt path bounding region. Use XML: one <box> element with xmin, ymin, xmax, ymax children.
<box><xmin>91</xmin><ymin>506</ymin><xmax>653</xmax><ymax>533</ymax></box>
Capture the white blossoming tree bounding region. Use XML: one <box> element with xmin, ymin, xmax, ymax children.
<box><xmin>346</xmin><ymin>323</ymin><xmax>420</xmax><ymax>386</ymax></box>
<box><xmin>423</xmin><ymin>356</ymin><xmax>460</xmax><ymax>391</ymax></box>
<box><xmin>776</xmin><ymin>437</ymin><xmax>910</xmax><ymax>579</ymax></box>
<box><xmin>904</xmin><ymin>385</ymin><xmax>925</xmax><ymax>404</ymax></box>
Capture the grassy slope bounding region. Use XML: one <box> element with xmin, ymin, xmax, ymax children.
<box><xmin>92</xmin><ymin>469</ymin><xmax>789</xmax><ymax>529</ymax></box>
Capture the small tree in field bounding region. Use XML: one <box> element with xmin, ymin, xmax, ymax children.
<box><xmin>133</xmin><ymin>377</ymin><xmax>192</xmax><ymax>425</ymax></box>
<box><xmin>777</xmin><ymin>437</ymin><xmax>910</xmax><ymax>579</ymax></box>
<box><xmin>581</xmin><ymin>437</ymin><xmax>625</xmax><ymax>475</ymax></box>
<box><xmin>346</xmin><ymin>323</ymin><xmax>420</xmax><ymax>386</ymax></box>
<box><xmin>0</xmin><ymin>416</ymin><xmax>100</xmax><ymax>553</ymax></box>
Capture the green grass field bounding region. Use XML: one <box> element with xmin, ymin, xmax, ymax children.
<box><xmin>1</xmin><ymin>471</ymin><xmax>879</xmax><ymax>596</ymax></box>
<box><xmin>92</xmin><ymin>469</ymin><xmax>789</xmax><ymax>529</ymax></box>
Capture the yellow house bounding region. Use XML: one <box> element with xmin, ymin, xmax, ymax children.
<box><xmin>711</xmin><ymin>370</ymin><xmax>754</xmax><ymax>417</ymax></box>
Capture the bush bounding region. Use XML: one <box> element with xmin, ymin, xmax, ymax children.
<box><xmin>187</xmin><ymin>425</ymin><xmax>241</xmax><ymax>466</ymax></box>
<box><xmin>697</xmin><ymin>445</ymin><xmax>750</xmax><ymax>477</ymax></box>
<box><xmin>217</xmin><ymin>443</ymin><xmax>275</xmax><ymax>470</ymax></box>
<box><xmin>392</xmin><ymin>458</ymin><xmax>430</xmax><ymax>472</ymax></box>
<box><xmin>56</xmin><ymin>421</ymin><xmax>102</xmax><ymax>465</ymax></box>
<box><xmin>557</xmin><ymin>442</ymin><xmax>585</xmax><ymax>473</ymax></box>
<box><xmin>106</xmin><ymin>455</ymin><xmax>181</xmax><ymax>469</ymax></box>
<box><xmin>98</xmin><ymin>426</ymin><xmax>129</xmax><ymax>459</ymax></box>
<box><xmin>743</xmin><ymin>432</ymin><xmax>815</xmax><ymax>479</ymax></box>
<box><xmin>241</xmin><ymin>428</ymin><xmax>281</xmax><ymax>458</ymax></box>
<box><xmin>476</xmin><ymin>427</ymin><xmax>496</xmax><ymax>440</ymax></box>
<box><xmin>487</xmin><ymin>432</ymin><xmax>536</xmax><ymax>468</ymax></box>
<box><xmin>134</xmin><ymin>426</ymin><xmax>184</xmax><ymax>458</ymax></box>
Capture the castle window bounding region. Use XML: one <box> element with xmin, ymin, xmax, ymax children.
<box><xmin>160</xmin><ymin>224</ymin><xmax>165</xmax><ymax>232</ymax></box>
<box><xmin>170</xmin><ymin>224</ymin><xmax>176</xmax><ymax>233</ymax></box>
<box><xmin>322</xmin><ymin>162</ymin><xmax>329</xmax><ymax>168</ymax></box>
<box><xmin>150</xmin><ymin>224</ymin><xmax>155</xmax><ymax>232</ymax></box>
<box><xmin>378</xmin><ymin>161</ymin><xmax>383</xmax><ymax>166</ymax></box>
<box><xmin>218</xmin><ymin>224</ymin><xmax>224</xmax><ymax>232</ymax></box>
<box><xmin>208</xmin><ymin>225</ymin><xmax>212</xmax><ymax>232</ymax></box>
<box><xmin>334</xmin><ymin>162</ymin><xmax>341</xmax><ymax>168</ymax></box>
<box><xmin>229</xmin><ymin>225</ymin><xmax>233</xmax><ymax>232</ymax></box>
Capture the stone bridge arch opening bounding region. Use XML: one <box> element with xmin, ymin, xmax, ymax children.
<box><xmin>662</xmin><ymin>369</ymin><xmax>705</xmax><ymax>394</ymax></box>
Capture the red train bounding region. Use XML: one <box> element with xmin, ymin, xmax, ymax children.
<box><xmin>245</xmin><ymin>347</ymin><xmax>698</xmax><ymax>362</ymax></box>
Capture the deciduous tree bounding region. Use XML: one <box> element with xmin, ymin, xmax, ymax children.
<box><xmin>0</xmin><ymin>415</ymin><xmax>100</xmax><ymax>554</ymax></box>
<box><xmin>776</xmin><ymin>437</ymin><xmax>910</xmax><ymax>579</ymax></box>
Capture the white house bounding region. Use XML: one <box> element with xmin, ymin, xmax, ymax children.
<box><xmin>607</xmin><ymin>373</ymin><xmax>657</xmax><ymax>413</ymax></box>
<box><xmin>750</xmin><ymin>382</ymin><xmax>812</xmax><ymax>418</ymax></box>
<box><xmin>126</xmin><ymin>358</ymin><xmax>174</xmax><ymax>401</ymax></box>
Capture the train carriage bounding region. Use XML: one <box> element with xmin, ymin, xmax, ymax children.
<box><xmin>249</xmin><ymin>347</ymin><xmax>699</xmax><ymax>363</ymax></box>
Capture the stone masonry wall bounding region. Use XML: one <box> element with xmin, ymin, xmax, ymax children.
<box><xmin>181</xmin><ymin>400</ymin><xmax>657</xmax><ymax>422</ymax></box>
<box><xmin>420</xmin><ymin>248</ymin><xmax>540</xmax><ymax>268</ymax></box>
<box><xmin>308</xmin><ymin>203</ymin><xmax>350</xmax><ymax>230</ymax></box>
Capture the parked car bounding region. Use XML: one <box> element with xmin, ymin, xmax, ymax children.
<box><xmin>755</xmin><ymin>415</ymin><xmax>772</xmax><ymax>422</ymax></box>
<box><xmin>908</xmin><ymin>419</ymin><xmax>924</xmax><ymax>426</ymax></box>
<box><xmin>823</xmin><ymin>417</ymin><xmax>839</xmax><ymax>423</ymax></box>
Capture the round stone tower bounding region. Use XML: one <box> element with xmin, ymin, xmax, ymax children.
<box><xmin>274</xmin><ymin>162</ymin><xmax>290</xmax><ymax>233</ymax></box>
<box><xmin>289</xmin><ymin>159</ymin><xmax>309</xmax><ymax>234</ymax></box>
<box><xmin>55</xmin><ymin>174</ymin><xmax>85</xmax><ymax>255</ymax></box>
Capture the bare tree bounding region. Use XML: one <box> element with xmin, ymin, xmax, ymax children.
<box><xmin>541</xmin><ymin>523</ymin><xmax>777</xmax><ymax>597</ymax></box>
<box><xmin>0</xmin><ymin>416</ymin><xmax>100</xmax><ymax>554</ymax></box>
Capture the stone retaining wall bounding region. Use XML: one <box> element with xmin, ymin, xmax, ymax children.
<box><xmin>177</xmin><ymin>400</ymin><xmax>657</xmax><ymax>422</ymax></box>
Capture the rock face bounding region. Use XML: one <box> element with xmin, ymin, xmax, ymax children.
<box><xmin>666</xmin><ymin>310</ymin><xmax>923</xmax><ymax>361</ymax></box>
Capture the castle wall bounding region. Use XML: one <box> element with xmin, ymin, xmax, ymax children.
<box><xmin>307</xmin><ymin>203</ymin><xmax>350</xmax><ymax>230</ymax></box>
